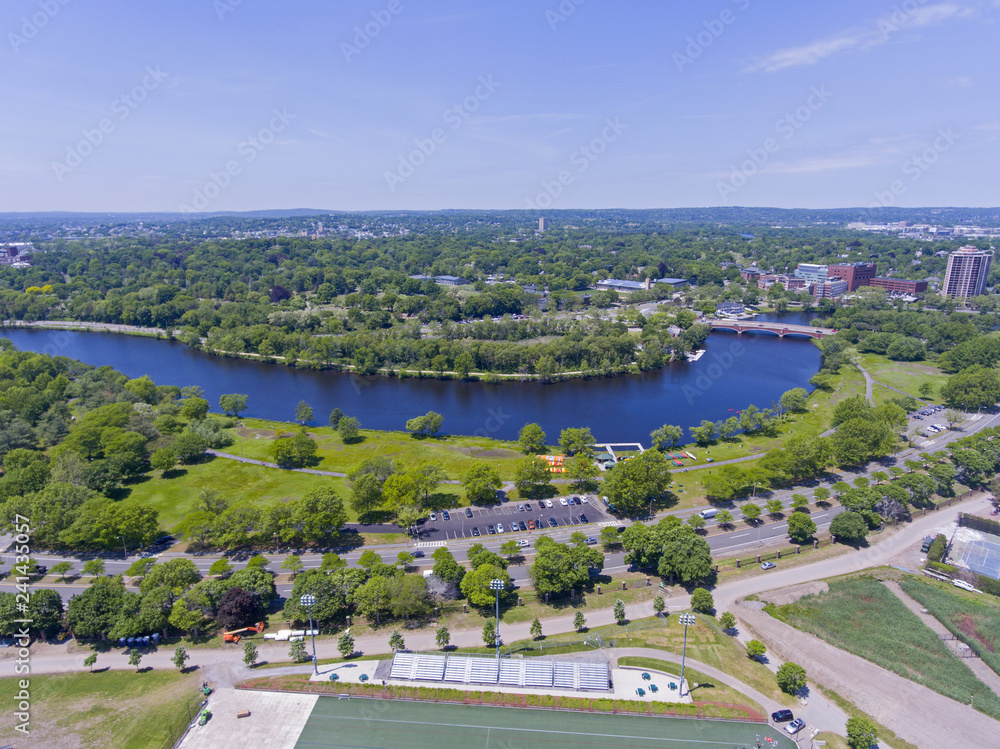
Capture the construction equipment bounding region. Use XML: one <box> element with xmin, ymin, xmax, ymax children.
<box><xmin>198</xmin><ymin>709</ymin><xmax>211</xmax><ymax>726</ymax></box>
<box><xmin>222</xmin><ymin>621</ymin><xmax>265</xmax><ymax>643</ymax></box>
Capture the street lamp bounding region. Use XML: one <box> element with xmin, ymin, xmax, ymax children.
<box><xmin>118</xmin><ymin>535</ymin><xmax>127</xmax><ymax>558</ymax></box>
<box><xmin>678</xmin><ymin>613</ymin><xmax>696</xmax><ymax>698</ymax></box>
<box><xmin>273</xmin><ymin>533</ymin><xmax>279</xmax><ymax>555</ymax></box>
<box><xmin>489</xmin><ymin>579</ymin><xmax>505</xmax><ymax>660</ymax></box>
<box><xmin>300</xmin><ymin>594</ymin><xmax>318</xmax><ymax>675</ymax></box>
<box><xmin>751</xmin><ymin>482</ymin><xmax>759</xmax><ymax>499</ymax></box>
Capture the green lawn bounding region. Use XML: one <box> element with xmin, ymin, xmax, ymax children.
<box><xmin>899</xmin><ymin>576</ymin><xmax>1000</xmax><ymax>678</ymax></box>
<box><xmin>859</xmin><ymin>353</ymin><xmax>948</xmax><ymax>402</ymax></box>
<box><xmin>774</xmin><ymin>575</ymin><xmax>1000</xmax><ymax>720</ymax></box>
<box><xmin>616</xmin><ymin>656</ymin><xmax>764</xmax><ymax>715</ymax></box>
<box><xmin>0</xmin><ymin>670</ymin><xmax>201</xmax><ymax>749</ymax></box>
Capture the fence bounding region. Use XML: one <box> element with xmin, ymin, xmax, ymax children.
<box><xmin>716</xmin><ymin>542</ymin><xmax>815</xmax><ymax>571</ymax></box>
<box><xmin>958</xmin><ymin>512</ymin><xmax>1000</xmax><ymax>536</ymax></box>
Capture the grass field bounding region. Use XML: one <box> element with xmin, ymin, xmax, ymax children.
<box><xmin>290</xmin><ymin>693</ymin><xmax>793</xmax><ymax>748</ymax></box>
<box><xmin>616</xmin><ymin>656</ymin><xmax>761</xmax><ymax>714</ymax></box>
<box><xmin>899</xmin><ymin>575</ymin><xmax>1000</xmax><ymax>678</ymax></box>
<box><xmin>0</xmin><ymin>670</ymin><xmax>201</xmax><ymax>749</ymax></box>
<box><xmin>859</xmin><ymin>353</ymin><xmax>948</xmax><ymax>402</ymax></box>
<box><xmin>774</xmin><ymin>575</ymin><xmax>1000</xmax><ymax>720</ymax></box>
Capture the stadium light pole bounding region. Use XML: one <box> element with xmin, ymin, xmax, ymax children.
<box><xmin>678</xmin><ymin>613</ymin><xmax>696</xmax><ymax>698</ymax></box>
<box><xmin>300</xmin><ymin>594</ymin><xmax>318</xmax><ymax>675</ymax></box>
<box><xmin>489</xmin><ymin>579</ymin><xmax>505</xmax><ymax>660</ymax></box>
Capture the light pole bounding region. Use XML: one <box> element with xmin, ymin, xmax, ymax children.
<box><xmin>678</xmin><ymin>613</ymin><xmax>696</xmax><ymax>698</ymax></box>
<box><xmin>489</xmin><ymin>579</ymin><xmax>504</xmax><ymax>660</ymax></box>
<box><xmin>118</xmin><ymin>535</ymin><xmax>127</xmax><ymax>558</ymax></box>
<box><xmin>274</xmin><ymin>533</ymin><xmax>279</xmax><ymax>555</ymax></box>
<box><xmin>300</xmin><ymin>594</ymin><xmax>318</xmax><ymax>675</ymax></box>
<box><xmin>751</xmin><ymin>482</ymin><xmax>758</xmax><ymax>499</ymax></box>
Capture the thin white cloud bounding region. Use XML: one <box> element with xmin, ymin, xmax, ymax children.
<box><xmin>747</xmin><ymin>3</ymin><xmax>975</xmax><ymax>73</ymax></box>
<box><xmin>940</xmin><ymin>76</ymin><xmax>974</xmax><ymax>87</ymax></box>
<box><xmin>763</xmin><ymin>155</ymin><xmax>881</xmax><ymax>174</ymax></box>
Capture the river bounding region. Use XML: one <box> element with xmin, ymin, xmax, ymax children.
<box><xmin>0</xmin><ymin>319</ymin><xmax>822</xmax><ymax>443</ymax></box>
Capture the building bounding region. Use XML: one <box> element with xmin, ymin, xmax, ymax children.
<box><xmin>869</xmin><ymin>277</ymin><xmax>928</xmax><ymax>295</ymax></box>
<box><xmin>715</xmin><ymin>302</ymin><xmax>746</xmax><ymax>318</ymax></box>
<box><xmin>595</xmin><ymin>279</ymin><xmax>645</xmax><ymax>293</ymax></box>
<box><xmin>829</xmin><ymin>262</ymin><xmax>877</xmax><ymax>291</ymax></box>
<box><xmin>943</xmin><ymin>246</ymin><xmax>993</xmax><ymax>298</ymax></box>
<box><xmin>813</xmin><ymin>279</ymin><xmax>849</xmax><ymax>299</ymax></box>
<box><xmin>653</xmin><ymin>277</ymin><xmax>689</xmax><ymax>289</ymax></box>
<box><xmin>740</xmin><ymin>267</ymin><xmax>761</xmax><ymax>282</ymax></box>
<box><xmin>795</xmin><ymin>263</ymin><xmax>829</xmax><ymax>285</ymax></box>
<box><xmin>538</xmin><ymin>217</ymin><xmax>548</xmax><ymax>232</ymax></box>
<box><xmin>408</xmin><ymin>274</ymin><xmax>469</xmax><ymax>286</ymax></box>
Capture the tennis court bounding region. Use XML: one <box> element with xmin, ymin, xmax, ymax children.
<box><xmin>294</xmin><ymin>697</ymin><xmax>795</xmax><ymax>749</ymax></box>
<box><xmin>960</xmin><ymin>535</ymin><xmax>1000</xmax><ymax>579</ymax></box>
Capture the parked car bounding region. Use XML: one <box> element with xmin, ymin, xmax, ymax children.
<box><xmin>472</xmin><ymin>527</ymin><xmax>481</xmax><ymax>536</ymax></box>
<box><xmin>442</xmin><ymin>510</ymin><xmax>450</xmax><ymax>521</ymax></box>
<box><xmin>465</xmin><ymin>508</ymin><xmax>473</xmax><ymax>518</ymax></box>
<box><xmin>487</xmin><ymin>525</ymin><xmax>496</xmax><ymax>534</ymax></box>
<box><xmin>559</xmin><ymin>498</ymin><xmax>568</xmax><ymax>506</ymax></box>
<box><xmin>524</xmin><ymin>503</ymin><xmax>532</xmax><ymax>511</ymax></box>
<box><xmin>429</xmin><ymin>513</ymin><xmax>438</xmax><ymax>521</ymax></box>
<box><xmin>544</xmin><ymin>499</ymin><xmax>554</xmax><ymax>508</ymax></box>
<box><xmin>516</xmin><ymin>504</ymin><xmax>524</xmax><ymax>512</ymax></box>
<box><xmin>579</xmin><ymin>513</ymin><xmax>588</xmax><ymax>523</ymax></box>
<box><xmin>785</xmin><ymin>718</ymin><xmax>806</xmax><ymax>735</ymax></box>
<box><xmin>548</xmin><ymin>517</ymin><xmax>558</xmax><ymax>528</ymax></box>
<box><xmin>538</xmin><ymin>501</ymin><xmax>547</xmax><ymax>510</ymax></box>
<box><xmin>527</xmin><ymin>520</ymin><xmax>536</xmax><ymax>530</ymax></box>
<box><xmin>518</xmin><ymin>521</ymin><xmax>527</xmax><ymax>531</ymax></box>
<box><xmin>496</xmin><ymin>523</ymin><xmax>505</xmax><ymax>533</ymax></box>
<box><xmin>771</xmin><ymin>709</ymin><xmax>794</xmax><ymax>723</ymax></box>
<box><xmin>761</xmin><ymin>561</ymin><xmax>776</xmax><ymax>570</ymax></box>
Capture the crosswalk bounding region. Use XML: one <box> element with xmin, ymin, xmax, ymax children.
<box><xmin>414</xmin><ymin>540</ymin><xmax>449</xmax><ymax>549</ymax></box>
<box><xmin>597</xmin><ymin>521</ymin><xmax>620</xmax><ymax>528</ymax></box>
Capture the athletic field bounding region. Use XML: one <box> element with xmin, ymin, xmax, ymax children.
<box><xmin>294</xmin><ymin>697</ymin><xmax>795</xmax><ymax>749</ymax></box>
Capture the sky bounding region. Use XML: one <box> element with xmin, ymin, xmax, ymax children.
<box><xmin>3</xmin><ymin>0</ymin><xmax>999</xmax><ymax>213</ymax></box>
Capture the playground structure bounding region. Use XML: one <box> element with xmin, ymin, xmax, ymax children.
<box><xmin>222</xmin><ymin>621</ymin><xmax>265</xmax><ymax>643</ymax></box>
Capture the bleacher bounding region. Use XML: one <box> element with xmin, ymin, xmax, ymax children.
<box><xmin>389</xmin><ymin>652</ymin><xmax>609</xmax><ymax>692</ymax></box>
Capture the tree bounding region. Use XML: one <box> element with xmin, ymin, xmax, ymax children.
<box><xmin>529</xmin><ymin>536</ymin><xmax>603</xmax><ymax>596</ymax></box>
<box><xmin>918</xmin><ymin>381</ymin><xmax>934</xmax><ymax>398</ymax></box>
<box><xmin>500</xmin><ymin>539</ymin><xmax>520</xmax><ymax>560</ymax></box>
<box><xmin>482</xmin><ymin>619</ymin><xmax>497</xmax><ymax>647</ymax></box>
<box><xmin>779</xmin><ymin>387</ymin><xmax>809</xmax><ymax>413</ymax></box>
<box><xmin>846</xmin><ymin>715</ymin><xmax>879</xmax><ymax>749</ymax></box>
<box><xmin>83</xmin><ymin>653</ymin><xmax>97</xmax><ymax>673</ymax></box>
<box><xmin>765</xmin><ymin>499</ymin><xmax>783</xmax><ymax>518</ymax></box>
<box><xmin>565</xmin><ymin>453</ymin><xmax>599</xmax><ymax>491</ymax></box>
<box><xmin>388</xmin><ymin>629</ymin><xmax>405</xmax><ymax>652</ymax></box>
<box><xmin>180</xmin><ymin>397</ymin><xmax>209</xmax><ymax>421</ymax></box>
<box><xmin>944</xmin><ymin>409</ymin><xmax>964</xmax><ymax>429</ymax></box>
<box><xmin>787</xmin><ymin>513</ymin><xmax>817</xmax><ymax>543</ymax></box>
<box><xmin>513</xmin><ymin>456</ymin><xmax>552</xmax><ymax>499</ymax></box>
<box><xmin>463</xmin><ymin>462</ymin><xmax>501</xmax><ymax>505</ymax></box>
<box><xmin>243</xmin><ymin>641</ymin><xmax>259</xmax><ymax>667</ymax></box>
<box><xmin>602</xmin><ymin>450</ymin><xmax>672</xmax><ymax>515</ymax></box>
<box><xmin>150</xmin><ymin>448</ymin><xmax>177</xmax><ymax>473</ymax></box>
<box><xmin>530</xmin><ymin>617</ymin><xmax>543</xmax><ymax>639</ymax></box>
<box><xmin>328</xmin><ymin>408</ymin><xmax>345</xmax><ymax>428</ymax></box>
<box><xmin>338</xmin><ymin>631</ymin><xmax>355</xmax><ymax>658</ymax></box>
<box><xmin>559</xmin><ymin>427</ymin><xmax>594</xmax><ymax>457</ymax></box>
<box><xmin>295</xmin><ymin>400</ymin><xmax>313</xmax><ymax>424</ymax></box>
<box><xmin>719</xmin><ymin>611</ymin><xmax>736</xmax><ymax>632</ymax></box>
<box><xmin>691</xmin><ymin>587</ymin><xmax>714</xmax><ymax>614</ymax></box>
<box><xmin>351</xmin><ymin>473</ymin><xmax>383</xmax><ymax>517</ymax></box>
<box><xmin>686</xmin><ymin>514</ymin><xmax>705</xmax><ymax>532</ymax></box>
<box><xmin>517</xmin><ymin>423</ymin><xmax>546</xmax><ymax>454</ymax></box>
<box><xmin>650</xmin><ymin>424</ymin><xmax>683</xmax><ymax>451</ymax></box>
<box><xmin>219</xmin><ymin>394</ymin><xmax>248</xmax><ymax>417</ymax></box>
<box><xmin>320</xmin><ymin>553</ymin><xmax>346</xmax><ymax>573</ymax></box>
<box><xmin>658</xmin><ymin>526</ymin><xmax>713</xmax><ymax>585</ymax></box>
<box><xmin>813</xmin><ymin>487</ymin><xmax>830</xmax><ymax>503</ymax></box>
<box><xmin>830</xmin><ymin>511</ymin><xmax>869</xmax><ymax>545</ymax></box>
<box><xmin>689</xmin><ymin>420</ymin><xmax>718</xmax><ymax>446</ymax></box>
<box><xmin>940</xmin><ymin>365</ymin><xmax>1000</xmax><ymax>409</ymax></box>
<box><xmin>338</xmin><ymin>416</ymin><xmax>361</xmax><ymax>443</ymax></box>
<box><xmin>715</xmin><ymin>509</ymin><xmax>734</xmax><ymax>528</ymax></box>
<box><xmin>358</xmin><ymin>550</ymin><xmax>382</xmax><ymax>571</ymax></box>
<box><xmin>128</xmin><ymin>648</ymin><xmax>143</xmax><ymax>672</ymax></box>
<box><xmin>745</xmin><ymin>639</ymin><xmax>767</xmax><ymax>660</ymax></box>
<box><xmin>289</xmin><ymin>639</ymin><xmax>308</xmax><ymax>663</ymax></box>
<box><xmin>653</xmin><ymin>595</ymin><xmax>665</xmax><ymax>616</ymax></box>
<box><xmin>172</xmin><ymin>646</ymin><xmax>189</xmax><ymax>672</ymax></box>
<box><xmin>574</xmin><ymin>611</ymin><xmax>586</xmax><ymax>631</ymax></box>
<box><xmin>396</xmin><ymin>551</ymin><xmax>415</xmax><ymax>569</ymax></box>
<box><xmin>51</xmin><ymin>561</ymin><xmax>73</xmax><ymax>581</ymax></box>
<box><xmin>139</xmin><ymin>558</ymin><xmax>201</xmax><ymax>594</ymax></box>
<box><xmin>614</xmin><ymin>598</ymin><xmax>626</xmax><ymax>625</ymax></box>
<box><xmin>82</xmin><ymin>559</ymin><xmax>105</xmax><ymax>577</ymax></box>
<box><xmin>405</xmin><ymin>411</ymin><xmax>444</xmax><ymax>437</ymax></box>
<box><xmin>776</xmin><ymin>662</ymin><xmax>807</xmax><ymax>694</ymax></box>
<box><xmin>435</xmin><ymin>626</ymin><xmax>450</xmax><ymax>650</ymax></box>
<box><xmin>281</xmin><ymin>555</ymin><xmax>303</xmax><ymax>578</ymax></box>
<box><xmin>461</xmin><ymin>564</ymin><xmax>512</xmax><ymax>608</ymax></box>
<box><xmin>355</xmin><ymin>576</ymin><xmax>392</xmax><ymax>626</ymax></box>
<box><xmin>208</xmin><ymin>558</ymin><xmax>233</xmax><ymax>577</ymax></box>
<box><xmin>171</xmin><ymin>431</ymin><xmax>208</xmax><ymax>464</ymax></box>
<box><xmin>741</xmin><ymin>503</ymin><xmax>761</xmax><ymax>524</ymax></box>
<box><xmin>790</xmin><ymin>494</ymin><xmax>808</xmax><ymax>511</ymax></box>
<box><xmin>600</xmin><ymin>526</ymin><xmax>620</xmax><ymax>549</ymax></box>
<box><xmin>216</xmin><ymin>587</ymin><xmax>263</xmax><ymax>630</ymax></box>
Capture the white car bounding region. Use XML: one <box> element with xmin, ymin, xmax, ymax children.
<box><xmin>496</xmin><ymin>522</ymin><xmax>505</xmax><ymax>533</ymax></box>
<box><xmin>429</xmin><ymin>513</ymin><xmax>438</xmax><ymax>521</ymax></box>
<box><xmin>559</xmin><ymin>498</ymin><xmax>568</xmax><ymax>506</ymax></box>
<box><xmin>517</xmin><ymin>539</ymin><xmax>530</xmax><ymax>548</ymax></box>
<box><xmin>544</xmin><ymin>499</ymin><xmax>554</xmax><ymax>508</ymax></box>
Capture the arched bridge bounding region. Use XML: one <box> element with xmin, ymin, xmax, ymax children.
<box><xmin>708</xmin><ymin>320</ymin><xmax>834</xmax><ymax>339</ymax></box>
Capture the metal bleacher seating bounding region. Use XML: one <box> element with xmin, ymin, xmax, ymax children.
<box><xmin>389</xmin><ymin>652</ymin><xmax>609</xmax><ymax>692</ymax></box>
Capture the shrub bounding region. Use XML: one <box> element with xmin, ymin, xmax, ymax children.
<box><xmin>927</xmin><ymin>534</ymin><xmax>947</xmax><ymax>563</ymax></box>
<box><xmin>691</xmin><ymin>587</ymin><xmax>714</xmax><ymax>614</ymax></box>
<box><xmin>776</xmin><ymin>662</ymin><xmax>807</xmax><ymax>694</ymax></box>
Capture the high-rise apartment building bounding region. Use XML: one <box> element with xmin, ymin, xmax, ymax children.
<box><xmin>538</xmin><ymin>217</ymin><xmax>548</xmax><ymax>232</ymax></box>
<box><xmin>943</xmin><ymin>245</ymin><xmax>993</xmax><ymax>298</ymax></box>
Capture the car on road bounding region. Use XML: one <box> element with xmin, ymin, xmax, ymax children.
<box><xmin>545</xmin><ymin>499</ymin><xmax>554</xmax><ymax>508</ymax></box>
<box><xmin>771</xmin><ymin>709</ymin><xmax>793</xmax><ymax>723</ymax></box>
<box><xmin>412</xmin><ymin>550</ymin><xmax>425</xmax><ymax>558</ymax></box>
<box><xmin>548</xmin><ymin>517</ymin><xmax>558</xmax><ymax>528</ymax></box>
<box><xmin>785</xmin><ymin>718</ymin><xmax>806</xmax><ymax>735</ymax></box>
<box><xmin>517</xmin><ymin>539</ymin><xmax>530</xmax><ymax>548</ymax></box>
<box><xmin>761</xmin><ymin>561</ymin><xmax>776</xmax><ymax>570</ymax></box>
<box><xmin>442</xmin><ymin>510</ymin><xmax>450</xmax><ymax>521</ymax></box>
<box><xmin>472</xmin><ymin>527</ymin><xmax>481</xmax><ymax>536</ymax></box>
<box><xmin>586</xmin><ymin>537</ymin><xmax>597</xmax><ymax>545</ymax></box>
<box><xmin>429</xmin><ymin>513</ymin><xmax>438</xmax><ymax>521</ymax></box>
<box><xmin>487</xmin><ymin>525</ymin><xmax>496</xmax><ymax>534</ymax></box>
<box><xmin>559</xmin><ymin>498</ymin><xmax>568</xmax><ymax>506</ymax></box>
<box><xmin>465</xmin><ymin>508</ymin><xmax>473</xmax><ymax>518</ymax></box>
<box><xmin>518</xmin><ymin>521</ymin><xmax>527</xmax><ymax>531</ymax></box>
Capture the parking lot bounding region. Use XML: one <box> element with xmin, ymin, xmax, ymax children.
<box><xmin>412</xmin><ymin>494</ymin><xmax>614</xmax><ymax>542</ymax></box>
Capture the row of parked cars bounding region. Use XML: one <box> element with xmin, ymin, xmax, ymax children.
<box><xmin>912</xmin><ymin>405</ymin><xmax>944</xmax><ymax>420</ymax></box>
<box><xmin>118</xmin><ymin>633</ymin><xmax>161</xmax><ymax>648</ymax></box>
<box><xmin>770</xmin><ymin>709</ymin><xmax>806</xmax><ymax>734</ymax></box>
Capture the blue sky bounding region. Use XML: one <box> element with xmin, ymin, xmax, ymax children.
<box><xmin>3</xmin><ymin>0</ymin><xmax>999</xmax><ymax>212</ymax></box>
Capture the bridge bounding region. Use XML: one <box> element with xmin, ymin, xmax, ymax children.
<box><xmin>708</xmin><ymin>320</ymin><xmax>834</xmax><ymax>339</ymax></box>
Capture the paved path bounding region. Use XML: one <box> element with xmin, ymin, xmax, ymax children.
<box><xmin>884</xmin><ymin>580</ymin><xmax>1000</xmax><ymax>696</ymax></box>
<box><xmin>738</xmin><ymin>601</ymin><xmax>999</xmax><ymax>749</ymax></box>
<box><xmin>858</xmin><ymin>363</ymin><xmax>875</xmax><ymax>405</ymax></box>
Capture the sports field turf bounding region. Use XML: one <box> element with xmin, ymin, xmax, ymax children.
<box><xmin>294</xmin><ymin>697</ymin><xmax>794</xmax><ymax>749</ymax></box>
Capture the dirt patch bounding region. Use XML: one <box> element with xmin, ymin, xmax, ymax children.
<box><xmin>469</xmin><ymin>448</ymin><xmax>518</xmax><ymax>459</ymax></box>
<box><xmin>760</xmin><ymin>581</ymin><xmax>828</xmax><ymax>606</ymax></box>
<box><xmin>957</xmin><ymin>614</ymin><xmax>996</xmax><ymax>652</ymax></box>
<box><xmin>234</xmin><ymin>428</ymin><xmax>271</xmax><ymax>439</ymax></box>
